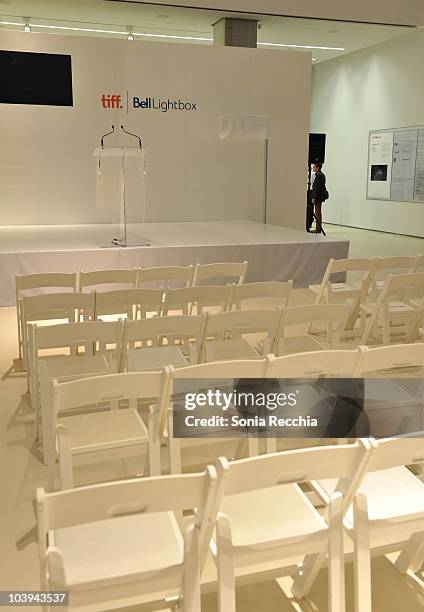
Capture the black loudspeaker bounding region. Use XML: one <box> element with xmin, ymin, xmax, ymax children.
<box><xmin>309</xmin><ymin>133</ymin><xmax>326</xmax><ymax>164</ymax></box>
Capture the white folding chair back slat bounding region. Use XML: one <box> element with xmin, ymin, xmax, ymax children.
<box><xmin>172</xmin><ymin>358</ymin><xmax>269</xmax><ymax>380</ymax></box>
<box><xmin>94</xmin><ymin>288</ymin><xmax>164</xmax><ymax>320</ymax></box>
<box><xmin>222</xmin><ymin>439</ymin><xmax>371</xmax><ymax>498</ymax></box>
<box><xmin>356</xmin><ymin>343</ymin><xmax>424</xmax><ymax>375</ymax></box>
<box><xmin>37</xmin><ymin>463</ymin><xmax>221</xmax><ymax>611</ymax></box>
<box><xmin>229</xmin><ymin>281</ymin><xmax>293</xmax><ymax>310</ymax></box>
<box><xmin>163</xmin><ymin>285</ymin><xmax>232</xmax><ymax>316</ymax></box>
<box><xmin>79</xmin><ymin>269</ymin><xmax>138</xmax><ymax>291</ymax></box>
<box><xmin>193</xmin><ymin>261</ymin><xmax>248</xmax><ymax>286</ymax></box>
<box><xmin>266</xmin><ymin>348</ymin><xmax>364</xmax><ymax>378</ymax></box>
<box><xmin>138</xmin><ymin>265</ymin><xmax>195</xmax><ymax>288</ymax></box>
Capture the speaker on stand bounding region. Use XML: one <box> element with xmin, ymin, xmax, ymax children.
<box><xmin>307</xmin><ymin>133</ymin><xmax>326</xmax><ymax>236</ymax></box>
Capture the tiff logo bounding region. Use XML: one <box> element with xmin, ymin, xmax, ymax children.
<box><xmin>101</xmin><ymin>94</ymin><xmax>123</xmax><ymax>109</ymax></box>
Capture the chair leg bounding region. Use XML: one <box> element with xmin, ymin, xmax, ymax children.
<box><xmin>168</xmin><ymin>410</ymin><xmax>182</xmax><ymax>474</ymax></box>
<box><xmin>247</xmin><ymin>434</ymin><xmax>259</xmax><ymax>457</ymax></box>
<box><xmin>182</xmin><ymin>524</ymin><xmax>201</xmax><ymax>612</ymax></box>
<box><xmin>216</xmin><ymin>514</ymin><xmax>236</xmax><ymax>612</ymax></box>
<box><xmin>328</xmin><ymin>492</ymin><xmax>345</xmax><ymax>612</ymax></box>
<box><xmin>147</xmin><ymin>407</ymin><xmax>161</xmax><ymax>476</ymax></box>
<box><xmin>395</xmin><ymin>532</ymin><xmax>424</xmax><ymax>575</ymax></box>
<box><xmin>56</xmin><ymin>426</ymin><xmax>73</xmax><ymax>490</ymax></box>
<box><xmin>291</xmin><ymin>552</ymin><xmax>326</xmax><ymax>599</ymax></box>
<box><xmin>382</xmin><ymin>316</ymin><xmax>390</xmax><ymax>345</ymax></box>
<box><xmin>353</xmin><ymin>493</ymin><xmax>372</xmax><ymax>612</ymax></box>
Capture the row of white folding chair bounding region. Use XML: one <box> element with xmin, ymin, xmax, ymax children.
<box><xmin>360</xmin><ymin>272</ymin><xmax>424</xmax><ymax>345</ymax></box>
<box><xmin>124</xmin><ymin>302</ymin><xmax>347</xmax><ymax>371</ymax></box>
<box><xmin>15</xmin><ymin>263</ymin><xmax>248</xmax><ymax>354</ymax></box>
<box><xmin>28</xmin><ymin>308</ymin><xmax>277</xmax><ymax>453</ymax></box>
<box><xmin>309</xmin><ymin>256</ymin><xmax>424</xmax><ymax>337</ymax></box>
<box><xmin>37</xmin><ymin>441</ymin><xmax>369</xmax><ymax>612</ymax></box>
<box><xmin>48</xmin><ymin>350</ymin><xmax>359</xmax><ymax>488</ymax></box>
<box><xmin>311</xmin><ymin>255</ymin><xmax>424</xmax><ymax>305</ymax></box>
<box><xmin>198</xmin><ymin>303</ymin><xmax>350</xmax><ymax>364</ymax></box>
<box><xmin>37</xmin><ymin>437</ymin><xmax>424</xmax><ymax>612</ymax></box>
<box><xmin>167</xmin><ymin>343</ymin><xmax>424</xmax><ymax>473</ymax></box>
<box><xmin>46</xmin><ymin>342</ymin><xmax>424</xmax><ymax>488</ymax></box>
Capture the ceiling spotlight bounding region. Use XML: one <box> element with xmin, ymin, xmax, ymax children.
<box><xmin>24</xmin><ymin>19</ymin><xmax>31</xmax><ymax>32</ymax></box>
<box><xmin>127</xmin><ymin>27</ymin><xmax>134</xmax><ymax>41</ymax></box>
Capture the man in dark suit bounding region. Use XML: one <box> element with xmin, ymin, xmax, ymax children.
<box><xmin>311</xmin><ymin>163</ymin><xmax>328</xmax><ymax>233</ymax></box>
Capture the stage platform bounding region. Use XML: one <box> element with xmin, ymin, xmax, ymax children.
<box><xmin>0</xmin><ymin>221</ymin><xmax>349</xmax><ymax>306</ymax></box>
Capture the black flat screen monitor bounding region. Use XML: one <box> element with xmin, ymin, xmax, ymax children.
<box><xmin>0</xmin><ymin>50</ymin><xmax>73</xmax><ymax>106</ymax></box>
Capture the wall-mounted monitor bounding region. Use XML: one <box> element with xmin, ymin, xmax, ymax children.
<box><xmin>0</xmin><ymin>50</ymin><xmax>73</xmax><ymax>106</ymax></box>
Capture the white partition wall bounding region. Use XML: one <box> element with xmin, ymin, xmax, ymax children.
<box><xmin>0</xmin><ymin>30</ymin><xmax>311</xmax><ymax>230</ymax></box>
<box><xmin>311</xmin><ymin>28</ymin><xmax>424</xmax><ymax>238</ymax></box>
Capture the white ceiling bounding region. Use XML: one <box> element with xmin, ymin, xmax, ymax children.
<box><xmin>0</xmin><ymin>0</ymin><xmax>415</xmax><ymax>63</ymax></box>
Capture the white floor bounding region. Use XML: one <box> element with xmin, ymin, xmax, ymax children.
<box><xmin>1</xmin><ymin>224</ymin><xmax>424</xmax><ymax>611</ymax></box>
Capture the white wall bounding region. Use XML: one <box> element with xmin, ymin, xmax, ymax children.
<box><xmin>310</xmin><ymin>28</ymin><xmax>424</xmax><ymax>237</ymax></box>
<box><xmin>0</xmin><ymin>30</ymin><xmax>311</xmax><ymax>229</ymax></box>
<box><xmin>145</xmin><ymin>0</ymin><xmax>424</xmax><ymax>26</ymax></box>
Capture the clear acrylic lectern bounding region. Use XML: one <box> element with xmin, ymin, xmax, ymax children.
<box><xmin>93</xmin><ymin>126</ymin><xmax>148</xmax><ymax>247</ymax></box>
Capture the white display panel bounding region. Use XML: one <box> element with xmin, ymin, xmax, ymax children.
<box><xmin>367</xmin><ymin>126</ymin><xmax>424</xmax><ymax>203</ymax></box>
<box><xmin>367</xmin><ymin>131</ymin><xmax>393</xmax><ymax>199</ymax></box>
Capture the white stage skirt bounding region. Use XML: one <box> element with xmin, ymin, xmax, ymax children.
<box><xmin>0</xmin><ymin>221</ymin><xmax>349</xmax><ymax>306</ymax></box>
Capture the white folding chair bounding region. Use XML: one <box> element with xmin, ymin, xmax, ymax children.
<box><xmin>309</xmin><ymin>258</ymin><xmax>374</xmax><ymax>336</ymax></box>
<box><xmin>124</xmin><ymin>315</ymin><xmax>205</xmax><ymax>372</ymax></box>
<box><xmin>37</xmin><ymin>462</ymin><xmax>223</xmax><ymax>612</ymax></box>
<box><xmin>15</xmin><ymin>272</ymin><xmax>77</xmax><ymax>361</ymax></box>
<box><xmin>360</xmin><ymin>273</ymin><xmax>424</xmax><ymax>345</ymax></box>
<box><xmin>364</xmin><ymin>256</ymin><xmax>422</xmax><ymax>299</ymax></box>
<box><xmin>78</xmin><ymin>268</ymin><xmax>138</xmax><ymax>292</ymax></box>
<box><xmin>273</xmin><ymin>303</ymin><xmax>351</xmax><ymax>356</ymax></box>
<box><xmin>167</xmin><ymin>359</ymin><xmax>269</xmax><ymax>473</ymax></box>
<box><xmin>228</xmin><ymin>281</ymin><xmax>293</xmax><ymax>311</ymax></box>
<box><xmin>213</xmin><ymin>440</ymin><xmax>374</xmax><ymax>612</ymax></box>
<box><xmin>200</xmin><ymin>309</ymin><xmax>281</xmax><ymax>363</ymax></box>
<box><xmin>30</xmin><ymin>320</ymin><xmax>125</xmax><ymax>460</ymax></box>
<box><xmin>162</xmin><ymin>285</ymin><xmax>232</xmax><ymax>316</ymax></box>
<box><xmin>21</xmin><ymin>292</ymin><xmax>95</xmax><ymax>384</ymax></box>
<box><xmin>354</xmin><ymin>343</ymin><xmax>424</xmax><ymax>438</ymax></box>
<box><xmin>47</xmin><ymin>369</ymin><xmax>171</xmax><ymax>490</ymax></box>
<box><xmin>312</xmin><ymin>437</ymin><xmax>424</xmax><ymax>612</ymax></box>
<box><xmin>310</xmin><ymin>258</ymin><xmax>375</xmax><ymax>305</ymax></box>
<box><xmin>138</xmin><ymin>265</ymin><xmax>195</xmax><ymax>288</ymax></box>
<box><xmin>94</xmin><ymin>288</ymin><xmax>164</xmax><ymax>321</ymax></box>
<box><xmin>192</xmin><ymin>261</ymin><xmax>248</xmax><ymax>286</ymax></box>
